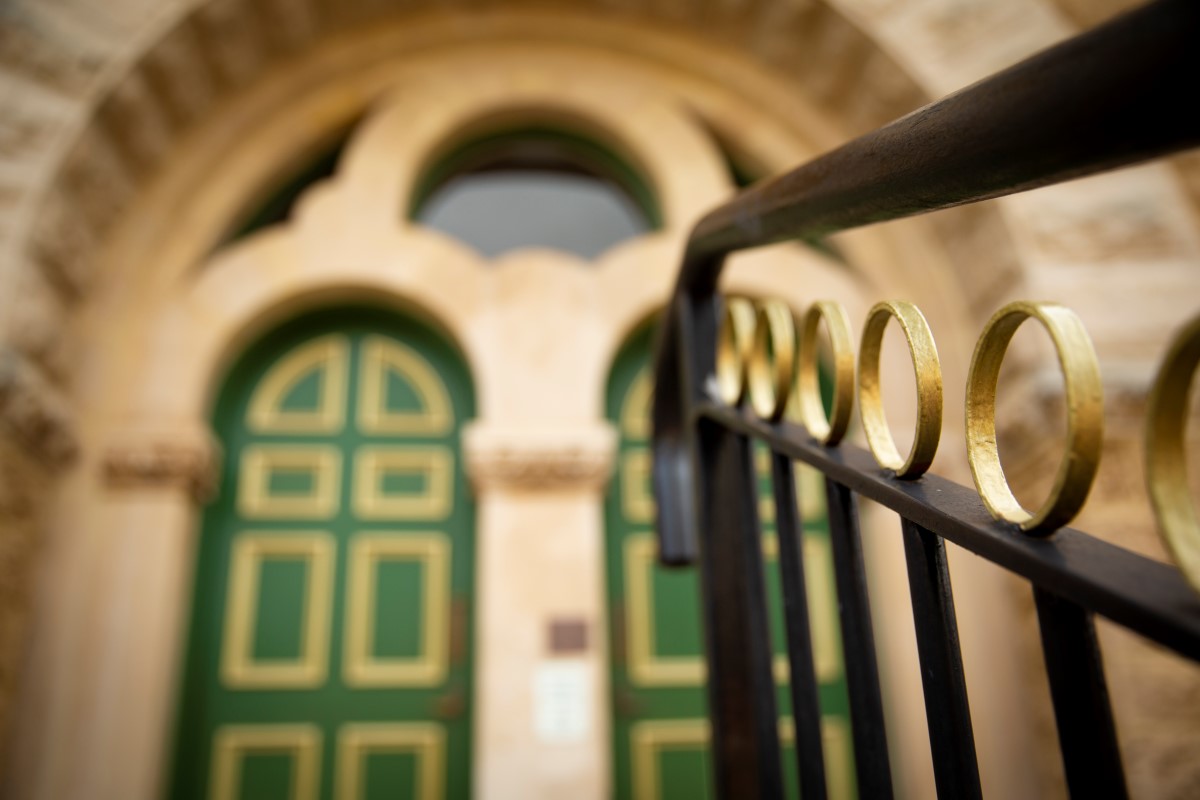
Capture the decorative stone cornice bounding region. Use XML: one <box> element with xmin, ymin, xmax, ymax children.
<box><xmin>463</xmin><ymin>421</ymin><xmax>617</xmax><ymax>492</ymax></box>
<box><xmin>0</xmin><ymin>348</ymin><xmax>78</xmax><ymax>467</ymax></box>
<box><xmin>101</xmin><ymin>424</ymin><xmax>221</xmax><ymax>503</ymax></box>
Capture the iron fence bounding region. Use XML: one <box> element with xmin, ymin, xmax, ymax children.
<box><xmin>648</xmin><ymin>0</ymin><xmax>1200</xmax><ymax>797</ymax></box>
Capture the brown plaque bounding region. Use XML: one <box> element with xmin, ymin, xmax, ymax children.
<box><xmin>547</xmin><ymin>617</ymin><xmax>589</xmax><ymax>654</ymax></box>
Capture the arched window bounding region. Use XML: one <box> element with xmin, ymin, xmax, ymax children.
<box><xmin>411</xmin><ymin>126</ymin><xmax>660</xmax><ymax>260</ymax></box>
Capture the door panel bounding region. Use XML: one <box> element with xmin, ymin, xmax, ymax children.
<box><xmin>170</xmin><ymin>308</ymin><xmax>474</xmax><ymax>800</ymax></box>
<box><xmin>605</xmin><ymin>324</ymin><xmax>856</xmax><ymax>799</ymax></box>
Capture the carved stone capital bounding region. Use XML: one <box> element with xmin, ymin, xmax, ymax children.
<box><xmin>102</xmin><ymin>424</ymin><xmax>221</xmax><ymax>503</ymax></box>
<box><xmin>0</xmin><ymin>349</ymin><xmax>78</xmax><ymax>467</ymax></box>
<box><xmin>463</xmin><ymin>422</ymin><xmax>617</xmax><ymax>492</ymax></box>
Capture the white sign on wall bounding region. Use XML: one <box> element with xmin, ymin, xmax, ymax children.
<box><xmin>533</xmin><ymin>661</ymin><xmax>590</xmax><ymax>744</ymax></box>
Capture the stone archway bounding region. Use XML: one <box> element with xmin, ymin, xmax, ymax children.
<box><xmin>0</xmin><ymin>16</ymin><xmax>990</xmax><ymax>797</ymax></box>
<box><xmin>2</xmin><ymin>2</ymin><xmax>1199</xmax><ymax>799</ymax></box>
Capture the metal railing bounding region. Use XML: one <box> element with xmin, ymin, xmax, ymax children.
<box><xmin>648</xmin><ymin>1</ymin><xmax>1200</xmax><ymax>797</ymax></box>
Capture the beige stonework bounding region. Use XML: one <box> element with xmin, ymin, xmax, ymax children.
<box><xmin>464</xmin><ymin>423</ymin><xmax>617</xmax><ymax>493</ymax></box>
<box><xmin>100</xmin><ymin>423</ymin><xmax>221</xmax><ymax>503</ymax></box>
<box><xmin>0</xmin><ymin>2</ymin><xmax>1196</xmax><ymax>799</ymax></box>
<box><xmin>0</xmin><ymin>348</ymin><xmax>77</xmax><ymax>468</ymax></box>
<box><xmin>0</xmin><ymin>437</ymin><xmax>52</xmax><ymax>744</ymax></box>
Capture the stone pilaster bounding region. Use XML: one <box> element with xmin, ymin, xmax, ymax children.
<box><xmin>0</xmin><ymin>346</ymin><xmax>75</xmax><ymax>765</ymax></box>
<box><xmin>462</xmin><ymin>421</ymin><xmax>617</xmax><ymax>800</ymax></box>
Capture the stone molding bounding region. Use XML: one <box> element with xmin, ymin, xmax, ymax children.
<box><xmin>101</xmin><ymin>424</ymin><xmax>221</xmax><ymax>503</ymax></box>
<box><xmin>0</xmin><ymin>348</ymin><xmax>77</xmax><ymax>467</ymax></box>
<box><xmin>463</xmin><ymin>422</ymin><xmax>617</xmax><ymax>492</ymax></box>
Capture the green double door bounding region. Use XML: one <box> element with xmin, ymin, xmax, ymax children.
<box><xmin>605</xmin><ymin>326</ymin><xmax>857</xmax><ymax>800</ymax></box>
<box><xmin>171</xmin><ymin>308</ymin><xmax>474</xmax><ymax>800</ymax></box>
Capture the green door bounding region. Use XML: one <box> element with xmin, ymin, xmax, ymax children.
<box><xmin>171</xmin><ymin>307</ymin><xmax>474</xmax><ymax>800</ymax></box>
<box><xmin>605</xmin><ymin>325</ymin><xmax>856</xmax><ymax>800</ymax></box>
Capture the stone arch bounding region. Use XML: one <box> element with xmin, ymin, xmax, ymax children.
<box><xmin>75</xmin><ymin>36</ymin><xmax>974</xmax><ymax>428</ymax></box>
<box><xmin>5</xmin><ymin>0</ymin><xmax>1056</xmax><ymax>454</ymax></box>
<box><xmin>8</xmin><ymin>0</ymin><xmax>1198</xmax><ymax>415</ymax></box>
<box><xmin>10</xmin><ymin>0</ymin><xmax>925</xmax><ymax>312</ymax></box>
<box><xmin>158</xmin><ymin>233</ymin><xmax>486</xmax><ymax>424</ymax></box>
<box><xmin>13</xmin><ymin>0</ymin><xmax>1167</xmax><ymax>480</ymax></box>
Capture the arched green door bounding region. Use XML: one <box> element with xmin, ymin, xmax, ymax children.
<box><xmin>604</xmin><ymin>324</ymin><xmax>856</xmax><ymax>800</ymax></box>
<box><xmin>171</xmin><ymin>307</ymin><xmax>474</xmax><ymax>800</ymax></box>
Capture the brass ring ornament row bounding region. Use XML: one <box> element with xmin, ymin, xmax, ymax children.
<box><xmin>718</xmin><ymin>297</ymin><xmax>856</xmax><ymax>445</ymax></box>
<box><xmin>715</xmin><ymin>296</ymin><xmax>1106</xmax><ymax>536</ymax></box>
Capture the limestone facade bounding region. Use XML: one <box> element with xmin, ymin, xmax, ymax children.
<box><xmin>0</xmin><ymin>1</ymin><xmax>1197</xmax><ymax>798</ymax></box>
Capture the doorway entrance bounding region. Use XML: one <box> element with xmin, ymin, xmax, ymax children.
<box><xmin>604</xmin><ymin>324</ymin><xmax>856</xmax><ymax>799</ymax></box>
<box><xmin>169</xmin><ymin>307</ymin><xmax>475</xmax><ymax>800</ymax></box>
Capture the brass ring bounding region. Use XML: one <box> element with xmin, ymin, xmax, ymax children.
<box><xmin>748</xmin><ymin>300</ymin><xmax>797</xmax><ymax>421</ymax></box>
<box><xmin>716</xmin><ymin>296</ymin><xmax>757</xmax><ymax>406</ymax></box>
<box><xmin>858</xmin><ymin>301</ymin><xmax>943</xmax><ymax>478</ymax></box>
<box><xmin>966</xmin><ymin>301</ymin><xmax>1103</xmax><ymax>535</ymax></box>
<box><xmin>1145</xmin><ymin>313</ymin><xmax>1200</xmax><ymax>592</ymax></box>
<box><xmin>798</xmin><ymin>300</ymin><xmax>855</xmax><ymax>445</ymax></box>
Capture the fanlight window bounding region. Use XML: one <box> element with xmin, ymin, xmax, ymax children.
<box><xmin>411</xmin><ymin>127</ymin><xmax>659</xmax><ymax>260</ymax></box>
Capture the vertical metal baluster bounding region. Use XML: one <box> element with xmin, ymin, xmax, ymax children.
<box><xmin>771</xmin><ymin>452</ymin><xmax>828</xmax><ymax>800</ymax></box>
<box><xmin>1033</xmin><ymin>587</ymin><xmax>1128</xmax><ymax>800</ymax></box>
<box><xmin>824</xmin><ymin>478</ymin><xmax>894</xmax><ymax>799</ymax></box>
<box><xmin>900</xmin><ymin>519</ymin><xmax>982</xmax><ymax>799</ymax></box>
<box><xmin>696</xmin><ymin>419</ymin><xmax>786</xmax><ymax>799</ymax></box>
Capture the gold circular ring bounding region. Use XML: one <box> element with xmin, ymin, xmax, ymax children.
<box><xmin>858</xmin><ymin>301</ymin><xmax>943</xmax><ymax>479</ymax></box>
<box><xmin>716</xmin><ymin>296</ymin><xmax>757</xmax><ymax>406</ymax></box>
<box><xmin>748</xmin><ymin>300</ymin><xmax>798</xmax><ymax>421</ymax></box>
<box><xmin>966</xmin><ymin>301</ymin><xmax>1103</xmax><ymax>535</ymax></box>
<box><xmin>1145</xmin><ymin>313</ymin><xmax>1200</xmax><ymax>592</ymax></box>
<box><xmin>797</xmin><ymin>300</ymin><xmax>855</xmax><ymax>445</ymax></box>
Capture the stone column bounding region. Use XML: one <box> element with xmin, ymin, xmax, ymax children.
<box><xmin>0</xmin><ymin>348</ymin><xmax>77</xmax><ymax>758</ymax></box>
<box><xmin>464</xmin><ymin>422</ymin><xmax>616</xmax><ymax>800</ymax></box>
<box><xmin>62</xmin><ymin>424</ymin><xmax>219</xmax><ymax>800</ymax></box>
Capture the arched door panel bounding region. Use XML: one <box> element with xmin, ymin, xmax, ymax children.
<box><xmin>604</xmin><ymin>324</ymin><xmax>856</xmax><ymax>799</ymax></box>
<box><xmin>170</xmin><ymin>307</ymin><xmax>474</xmax><ymax>800</ymax></box>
